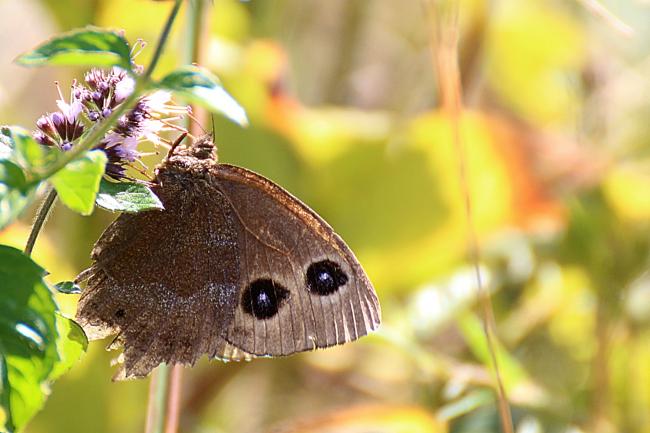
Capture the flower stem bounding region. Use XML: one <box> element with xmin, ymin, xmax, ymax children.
<box><xmin>24</xmin><ymin>186</ymin><xmax>57</xmax><ymax>256</ymax></box>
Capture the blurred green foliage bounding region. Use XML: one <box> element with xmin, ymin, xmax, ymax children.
<box><xmin>1</xmin><ymin>0</ymin><xmax>650</xmax><ymax>432</ymax></box>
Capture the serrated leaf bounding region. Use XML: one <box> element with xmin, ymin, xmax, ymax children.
<box><xmin>96</xmin><ymin>179</ymin><xmax>163</xmax><ymax>213</ymax></box>
<box><xmin>15</xmin><ymin>27</ymin><xmax>132</xmax><ymax>70</ymax></box>
<box><xmin>157</xmin><ymin>65</ymin><xmax>248</xmax><ymax>126</ymax></box>
<box><xmin>53</xmin><ymin>281</ymin><xmax>82</xmax><ymax>295</ymax></box>
<box><xmin>0</xmin><ymin>246</ymin><xmax>57</xmax><ymax>433</ymax></box>
<box><xmin>50</xmin><ymin>150</ymin><xmax>107</xmax><ymax>215</ymax></box>
<box><xmin>49</xmin><ymin>314</ymin><xmax>87</xmax><ymax>381</ymax></box>
<box><xmin>0</xmin><ymin>247</ymin><xmax>88</xmax><ymax>433</ymax></box>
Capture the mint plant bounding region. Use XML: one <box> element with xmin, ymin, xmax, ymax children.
<box><xmin>0</xmin><ymin>1</ymin><xmax>247</xmax><ymax>431</ymax></box>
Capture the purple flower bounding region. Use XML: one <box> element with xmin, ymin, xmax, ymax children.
<box><xmin>34</xmin><ymin>86</ymin><xmax>85</xmax><ymax>149</ymax></box>
<box><xmin>83</xmin><ymin>67</ymin><xmax>134</xmax><ymax>119</ymax></box>
<box><xmin>33</xmin><ymin>67</ymin><xmax>182</xmax><ymax>181</ymax></box>
<box><xmin>114</xmin><ymin>74</ymin><xmax>135</xmax><ymax>103</ymax></box>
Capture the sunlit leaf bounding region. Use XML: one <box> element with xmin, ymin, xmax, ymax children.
<box><xmin>53</xmin><ymin>281</ymin><xmax>82</xmax><ymax>295</ymax></box>
<box><xmin>0</xmin><ymin>159</ymin><xmax>33</xmax><ymax>230</ymax></box>
<box><xmin>157</xmin><ymin>65</ymin><xmax>248</xmax><ymax>126</ymax></box>
<box><xmin>0</xmin><ymin>160</ymin><xmax>27</xmax><ymax>190</ymax></box>
<box><xmin>50</xmin><ymin>150</ymin><xmax>107</xmax><ymax>215</ymax></box>
<box><xmin>0</xmin><ymin>127</ymin><xmax>50</xmax><ymax>171</ymax></box>
<box><xmin>49</xmin><ymin>314</ymin><xmax>87</xmax><ymax>381</ymax></box>
<box><xmin>15</xmin><ymin>27</ymin><xmax>132</xmax><ymax>70</ymax></box>
<box><xmin>437</xmin><ymin>390</ymin><xmax>494</xmax><ymax>420</ymax></box>
<box><xmin>96</xmin><ymin>179</ymin><xmax>163</xmax><ymax>213</ymax></box>
<box><xmin>457</xmin><ymin>313</ymin><xmax>528</xmax><ymax>391</ymax></box>
<box><xmin>0</xmin><ymin>184</ymin><xmax>34</xmax><ymax>231</ymax></box>
<box><xmin>0</xmin><ymin>246</ymin><xmax>57</xmax><ymax>433</ymax></box>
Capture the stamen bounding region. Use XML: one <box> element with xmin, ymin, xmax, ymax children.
<box><xmin>130</xmin><ymin>38</ymin><xmax>147</xmax><ymax>59</ymax></box>
<box><xmin>54</xmin><ymin>81</ymin><xmax>65</xmax><ymax>101</ymax></box>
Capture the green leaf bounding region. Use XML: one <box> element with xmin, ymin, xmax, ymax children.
<box><xmin>157</xmin><ymin>65</ymin><xmax>248</xmax><ymax>126</ymax></box>
<box><xmin>0</xmin><ymin>129</ymin><xmax>15</xmax><ymax>160</ymax></box>
<box><xmin>0</xmin><ymin>246</ymin><xmax>57</xmax><ymax>433</ymax></box>
<box><xmin>49</xmin><ymin>314</ymin><xmax>87</xmax><ymax>381</ymax></box>
<box><xmin>53</xmin><ymin>281</ymin><xmax>81</xmax><ymax>295</ymax></box>
<box><xmin>1</xmin><ymin>127</ymin><xmax>51</xmax><ymax>171</ymax></box>
<box><xmin>458</xmin><ymin>312</ymin><xmax>529</xmax><ymax>391</ymax></box>
<box><xmin>96</xmin><ymin>179</ymin><xmax>163</xmax><ymax>213</ymax></box>
<box><xmin>0</xmin><ymin>160</ymin><xmax>27</xmax><ymax>190</ymax></box>
<box><xmin>0</xmin><ymin>127</ymin><xmax>40</xmax><ymax>229</ymax></box>
<box><xmin>0</xmin><ymin>181</ymin><xmax>34</xmax><ymax>230</ymax></box>
<box><xmin>15</xmin><ymin>27</ymin><xmax>132</xmax><ymax>70</ymax></box>
<box><xmin>50</xmin><ymin>150</ymin><xmax>107</xmax><ymax>215</ymax></box>
<box><xmin>0</xmin><ymin>247</ymin><xmax>88</xmax><ymax>432</ymax></box>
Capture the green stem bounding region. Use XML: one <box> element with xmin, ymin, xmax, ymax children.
<box><xmin>144</xmin><ymin>0</ymin><xmax>184</xmax><ymax>80</ymax></box>
<box><xmin>24</xmin><ymin>187</ymin><xmax>57</xmax><ymax>256</ymax></box>
<box><xmin>151</xmin><ymin>364</ymin><xmax>171</xmax><ymax>433</ymax></box>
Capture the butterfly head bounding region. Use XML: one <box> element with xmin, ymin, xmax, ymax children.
<box><xmin>187</xmin><ymin>134</ymin><xmax>216</xmax><ymax>160</ymax></box>
<box><xmin>166</xmin><ymin>133</ymin><xmax>217</xmax><ymax>161</ymax></box>
<box><xmin>157</xmin><ymin>133</ymin><xmax>218</xmax><ymax>179</ymax></box>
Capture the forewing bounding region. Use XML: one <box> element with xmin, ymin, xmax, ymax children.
<box><xmin>210</xmin><ymin>164</ymin><xmax>381</xmax><ymax>357</ymax></box>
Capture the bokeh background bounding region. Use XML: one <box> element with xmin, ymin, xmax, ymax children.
<box><xmin>1</xmin><ymin>0</ymin><xmax>650</xmax><ymax>432</ymax></box>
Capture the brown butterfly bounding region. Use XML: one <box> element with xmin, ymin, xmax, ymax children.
<box><xmin>76</xmin><ymin>134</ymin><xmax>380</xmax><ymax>379</ymax></box>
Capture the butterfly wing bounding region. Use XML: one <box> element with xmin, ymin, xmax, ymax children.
<box><xmin>209</xmin><ymin>164</ymin><xmax>381</xmax><ymax>356</ymax></box>
<box><xmin>76</xmin><ymin>174</ymin><xmax>250</xmax><ymax>379</ymax></box>
<box><xmin>77</xmin><ymin>160</ymin><xmax>380</xmax><ymax>378</ymax></box>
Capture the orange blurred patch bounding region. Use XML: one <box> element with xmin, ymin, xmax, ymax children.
<box><xmin>487</xmin><ymin>115</ymin><xmax>567</xmax><ymax>233</ymax></box>
<box><xmin>272</xmin><ymin>404</ymin><xmax>446</xmax><ymax>433</ymax></box>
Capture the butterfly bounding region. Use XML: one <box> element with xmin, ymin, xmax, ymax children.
<box><xmin>76</xmin><ymin>134</ymin><xmax>381</xmax><ymax>379</ymax></box>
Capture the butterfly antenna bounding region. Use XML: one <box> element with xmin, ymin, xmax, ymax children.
<box><xmin>211</xmin><ymin>114</ymin><xmax>216</xmax><ymax>142</ymax></box>
<box><xmin>167</xmin><ymin>132</ymin><xmax>188</xmax><ymax>159</ymax></box>
<box><xmin>186</xmin><ymin>106</ymin><xmax>208</xmax><ymax>135</ymax></box>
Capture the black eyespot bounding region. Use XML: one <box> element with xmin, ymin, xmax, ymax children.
<box><xmin>306</xmin><ymin>260</ymin><xmax>348</xmax><ymax>295</ymax></box>
<box><xmin>241</xmin><ymin>279</ymin><xmax>290</xmax><ymax>319</ymax></box>
<box><xmin>115</xmin><ymin>309</ymin><xmax>125</xmax><ymax>319</ymax></box>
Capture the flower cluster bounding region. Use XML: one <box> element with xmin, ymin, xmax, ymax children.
<box><xmin>34</xmin><ymin>67</ymin><xmax>180</xmax><ymax>180</ymax></box>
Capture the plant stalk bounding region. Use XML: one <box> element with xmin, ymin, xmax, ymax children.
<box><xmin>425</xmin><ymin>1</ymin><xmax>514</xmax><ymax>432</ymax></box>
<box><xmin>147</xmin><ymin>364</ymin><xmax>171</xmax><ymax>433</ymax></box>
<box><xmin>143</xmin><ymin>1</ymin><xmax>189</xmax><ymax>433</ymax></box>
<box><xmin>153</xmin><ymin>3</ymin><xmax>209</xmax><ymax>433</ymax></box>
<box><xmin>24</xmin><ymin>186</ymin><xmax>57</xmax><ymax>256</ymax></box>
<box><xmin>144</xmin><ymin>0</ymin><xmax>184</xmax><ymax>80</ymax></box>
